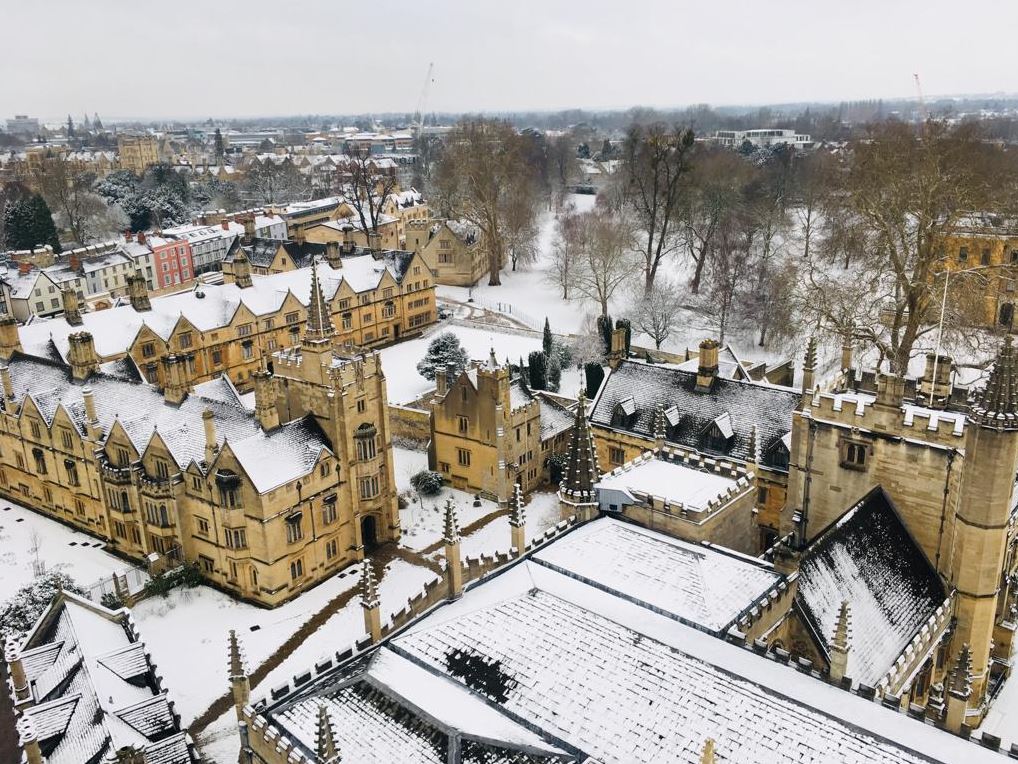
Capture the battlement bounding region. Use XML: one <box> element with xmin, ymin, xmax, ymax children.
<box><xmin>805</xmin><ymin>390</ymin><xmax>967</xmax><ymax>441</ymax></box>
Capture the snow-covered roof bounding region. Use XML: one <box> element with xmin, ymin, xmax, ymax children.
<box><xmin>15</xmin><ymin>591</ymin><xmax>196</xmax><ymax>764</ymax></box>
<box><xmin>533</xmin><ymin>519</ymin><xmax>781</xmax><ymax>634</ymax></box>
<box><xmin>796</xmin><ymin>487</ymin><xmax>948</xmax><ymax>687</ymax></box>
<box><xmin>591</xmin><ymin>359</ymin><xmax>799</xmax><ymax>471</ymax></box>
<box><xmin>595</xmin><ymin>455</ymin><xmax>743</xmax><ymax>514</ymax></box>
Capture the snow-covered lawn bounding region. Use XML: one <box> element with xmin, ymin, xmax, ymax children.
<box><xmin>195</xmin><ymin>557</ymin><xmax>438</xmax><ymax>763</ymax></box>
<box><xmin>428</xmin><ymin>491</ymin><xmax>564</xmax><ymax>560</ymax></box>
<box><xmin>0</xmin><ymin>499</ymin><xmax>132</xmax><ymax>601</ymax></box>
<box><xmin>134</xmin><ymin>562</ymin><xmax>362</xmax><ymax>725</ymax></box>
<box><xmin>379</xmin><ymin>322</ymin><xmax>579</xmax><ymax>404</ymax></box>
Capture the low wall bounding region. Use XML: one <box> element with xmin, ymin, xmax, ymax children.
<box><xmin>388</xmin><ymin>404</ymin><xmax>430</xmax><ymax>444</ymax></box>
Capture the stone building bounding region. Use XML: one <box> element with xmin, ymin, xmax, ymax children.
<box><xmin>116</xmin><ymin>134</ymin><xmax>160</xmax><ymax>174</ymax></box>
<box><xmin>14</xmin><ymin>249</ymin><xmax>436</xmax><ymax>394</ymax></box>
<box><xmin>782</xmin><ymin>337</ymin><xmax>1018</xmax><ymax>726</ymax></box>
<box><xmin>939</xmin><ymin>214</ymin><xmax>1018</xmax><ymax>329</ymax></box>
<box><xmin>0</xmin><ymin>264</ymin><xmax>400</xmax><ymax>607</ymax></box>
<box><xmin>6</xmin><ymin>590</ymin><xmax>200</xmax><ymax>764</ymax></box>
<box><xmin>406</xmin><ymin>218</ymin><xmax>489</xmax><ymax>286</ymax></box>
<box><xmin>429</xmin><ymin>355</ymin><xmax>574</xmax><ymax>503</ymax></box>
<box><xmin>589</xmin><ymin>339</ymin><xmax>801</xmax><ymax>551</ymax></box>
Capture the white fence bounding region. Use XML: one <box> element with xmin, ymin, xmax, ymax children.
<box><xmin>470</xmin><ymin>296</ymin><xmax>543</xmax><ymax>330</ymax></box>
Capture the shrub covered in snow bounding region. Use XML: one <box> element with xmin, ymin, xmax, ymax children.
<box><xmin>144</xmin><ymin>562</ymin><xmax>203</xmax><ymax>598</ymax></box>
<box><xmin>416</xmin><ymin>332</ymin><xmax>469</xmax><ymax>381</ymax></box>
<box><xmin>0</xmin><ymin>572</ymin><xmax>86</xmax><ymax>638</ymax></box>
<box><xmin>410</xmin><ymin>469</ymin><xmax>444</xmax><ymax>497</ymax></box>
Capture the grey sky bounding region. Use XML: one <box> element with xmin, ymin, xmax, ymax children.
<box><xmin>4</xmin><ymin>0</ymin><xmax>1018</xmax><ymax>121</ymax></box>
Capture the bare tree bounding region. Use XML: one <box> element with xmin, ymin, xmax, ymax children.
<box><xmin>620</xmin><ymin>122</ymin><xmax>695</xmax><ymax>293</ymax></box>
<box><xmin>790</xmin><ymin>150</ymin><xmax>834</xmax><ymax>260</ymax></box>
<box><xmin>547</xmin><ymin>204</ymin><xmax>580</xmax><ymax>298</ymax></box>
<box><xmin>570</xmin><ymin>205</ymin><xmax>636</xmax><ymax>317</ymax></box>
<box><xmin>34</xmin><ymin>158</ymin><xmax>112</xmax><ymax>246</ymax></box>
<box><xmin>633</xmin><ymin>278</ymin><xmax>684</xmax><ymax>348</ymax></box>
<box><xmin>803</xmin><ymin>121</ymin><xmax>1017</xmax><ymax>373</ymax></box>
<box><xmin>547</xmin><ymin>134</ymin><xmax>579</xmax><ymax>210</ymax></box>
<box><xmin>243</xmin><ymin>157</ymin><xmax>308</xmax><ymax>205</ymax></box>
<box><xmin>335</xmin><ymin>153</ymin><xmax>399</xmax><ymax>241</ymax></box>
<box><xmin>433</xmin><ymin>119</ymin><xmax>538</xmax><ymax>285</ymax></box>
<box><xmin>504</xmin><ymin>180</ymin><xmax>540</xmax><ymax>271</ymax></box>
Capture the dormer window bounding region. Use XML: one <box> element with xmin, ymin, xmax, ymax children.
<box><xmin>611</xmin><ymin>396</ymin><xmax>637</xmax><ymax>428</ymax></box>
<box><xmin>702</xmin><ymin>412</ymin><xmax>734</xmax><ymax>453</ymax></box>
<box><xmin>769</xmin><ymin>436</ymin><xmax>791</xmax><ymax>470</ymax></box>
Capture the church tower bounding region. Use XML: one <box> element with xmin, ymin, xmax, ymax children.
<box><xmin>558</xmin><ymin>390</ymin><xmax>599</xmax><ymax>522</ymax></box>
<box><xmin>950</xmin><ymin>335</ymin><xmax>1018</xmax><ymax>714</ymax></box>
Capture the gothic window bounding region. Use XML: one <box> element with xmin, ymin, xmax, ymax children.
<box><xmin>32</xmin><ymin>447</ymin><xmax>46</xmax><ymax>474</ymax></box>
<box><xmin>359</xmin><ymin>475</ymin><xmax>380</xmax><ymax>499</ymax></box>
<box><xmin>64</xmin><ymin>459</ymin><xmax>79</xmax><ymax>486</ymax></box>
<box><xmin>286</xmin><ymin>513</ymin><xmax>304</xmax><ymax>544</ymax></box>
<box><xmin>355</xmin><ymin>423</ymin><xmax>378</xmax><ymax>461</ymax></box>
<box><xmin>840</xmin><ymin>439</ymin><xmax>869</xmax><ymax>471</ymax></box>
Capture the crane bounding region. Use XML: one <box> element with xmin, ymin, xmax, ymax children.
<box><xmin>414</xmin><ymin>62</ymin><xmax>434</xmax><ymax>137</ymax></box>
<box><xmin>913</xmin><ymin>73</ymin><xmax>927</xmax><ymax>125</ymax></box>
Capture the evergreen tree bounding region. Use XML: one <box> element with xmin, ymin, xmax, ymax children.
<box><xmin>416</xmin><ymin>332</ymin><xmax>469</xmax><ymax>380</ymax></box>
<box><xmin>584</xmin><ymin>362</ymin><xmax>605</xmax><ymax>396</ymax></box>
<box><xmin>4</xmin><ymin>195</ymin><xmax>60</xmax><ymax>252</ymax></box>
<box><xmin>528</xmin><ymin>351</ymin><xmax>548</xmax><ymax>390</ymax></box>
<box><xmin>66</xmin><ymin>114</ymin><xmax>74</xmax><ymax>138</ymax></box>
<box><xmin>542</xmin><ymin>317</ymin><xmax>553</xmax><ymax>358</ymax></box>
<box><xmin>547</xmin><ymin>351</ymin><xmax>561</xmax><ymax>392</ymax></box>
<box><xmin>93</xmin><ymin>112</ymin><xmax>103</xmax><ymax>131</ymax></box>
<box><xmin>596</xmin><ymin>314</ymin><xmax>614</xmax><ymax>356</ymax></box>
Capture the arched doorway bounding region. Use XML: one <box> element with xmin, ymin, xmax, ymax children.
<box><xmin>360</xmin><ymin>515</ymin><xmax>378</xmax><ymax>551</ymax></box>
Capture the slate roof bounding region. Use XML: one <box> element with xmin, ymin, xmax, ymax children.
<box><xmin>15</xmin><ymin>592</ymin><xmax>196</xmax><ymax>764</ymax></box>
<box><xmin>796</xmin><ymin>487</ymin><xmax>948</xmax><ymax>686</ymax></box>
<box><xmin>590</xmin><ymin>359</ymin><xmax>799</xmax><ymax>470</ymax></box>
<box><xmin>5</xmin><ymin>353</ymin><xmax>331</xmax><ymax>493</ymax></box>
<box><xmin>224</xmin><ymin>237</ymin><xmax>329</xmax><ymax>269</ymax></box>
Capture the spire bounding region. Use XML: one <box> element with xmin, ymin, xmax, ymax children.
<box><xmin>509</xmin><ymin>483</ymin><xmax>526</xmax><ymax>528</ymax></box>
<box><xmin>228</xmin><ymin>629</ymin><xmax>246</xmax><ymax>678</ymax></box>
<box><xmin>561</xmin><ymin>389</ymin><xmax>598</xmax><ymax>503</ymax></box>
<box><xmin>700</xmin><ymin>738</ymin><xmax>716</xmax><ymax>764</ymax></box>
<box><xmin>304</xmin><ymin>258</ymin><xmax>335</xmax><ymax>344</ymax></box>
<box><xmin>804</xmin><ymin>335</ymin><xmax>817</xmax><ymax>371</ymax></box>
<box><xmin>443</xmin><ymin>498</ymin><xmax>460</xmax><ymax>544</ymax></box>
<box><xmin>488</xmin><ymin>346</ymin><xmax>498</xmax><ymax>370</ymax></box>
<box><xmin>947</xmin><ymin>643</ymin><xmax>973</xmax><ymax>699</ymax></box>
<box><xmin>652</xmin><ymin>402</ymin><xmax>666</xmax><ymax>445</ymax></box>
<box><xmin>832</xmin><ymin>600</ymin><xmax>851</xmax><ymax>651</ymax></box>
<box><xmin>748</xmin><ymin>424</ymin><xmax>760</xmax><ymax>466</ymax></box>
<box><xmin>316</xmin><ymin>703</ymin><xmax>340</xmax><ymax>763</ymax></box>
<box><xmin>359</xmin><ymin>559</ymin><xmax>379</xmax><ymax>610</ymax></box>
<box><xmin>971</xmin><ymin>336</ymin><xmax>1018</xmax><ymax>429</ymax></box>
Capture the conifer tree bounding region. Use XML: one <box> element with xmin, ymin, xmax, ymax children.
<box><xmin>543</xmin><ymin>317</ymin><xmax>553</xmax><ymax>358</ymax></box>
<box><xmin>528</xmin><ymin>351</ymin><xmax>548</xmax><ymax>390</ymax></box>
<box><xmin>584</xmin><ymin>362</ymin><xmax>604</xmax><ymax>397</ymax></box>
<box><xmin>547</xmin><ymin>351</ymin><xmax>561</xmax><ymax>392</ymax></box>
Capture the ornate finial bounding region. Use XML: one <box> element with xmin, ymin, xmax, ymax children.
<box><xmin>359</xmin><ymin>559</ymin><xmax>379</xmax><ymax>610</ymax></box>
<box><xmin>700</xmin><ymin>738</ymin><xmax>716</xmax><ymax>764</ymax></box>
<box><xmin>832</xmin><ymin>600</ymin><xmax>851</xmax><ymax>652</ymax></box>
<box><xmin>971</xmin><ymin>336</ymin><xmax>1018</xmax><ymax>429</ymax></box>
<box><xmin>316</xmin><ymin>703</ymin><xmax>340</xmax><ymax>762</ymax></box>
<box><xmin>652</xmin><ymin>402</ymin><xmax>666</xmax><ymax>443</ymax></box>
<box><xmin>489</xmin><ymin>346</ymin><xmax>498</xmax><ymax>370</ymax></box>
<box><xmin>804</xmin><ymin>335</ymin><xmax>818</xmax><ymax>371</ymax></box>
<box><xmin>228</xmin><ymin>629</ymin><xmax>247</xmax><ymax>678</ymax></box>
<box><xmin>509</xmin><ymin>483</ymin><xmax>526</xmax><ymax>528</ymax></box>
<box><xmin>443</xmin><ymin>498</ymin><xmax>460</xmax><ymax>545</ymax></box>
<box><xmin>561</xmin><ymin>387</ymin><xmax>598</xmax><ymax>501</ymax></box>
<box><xmin>748</xmin><ymin>423</ymin><xmax>760</xmax><ymax>465</ymax></box>
<box><xmin>947</xmin><ymin>643</ymin><xmax>973</xmax><ymax>699</ymax></box>
<box><xmin>304</xmin><ymin>258</ymin><xmax>335</xmax><ymax>344</ymax></box>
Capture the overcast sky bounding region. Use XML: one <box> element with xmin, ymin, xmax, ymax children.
<box><xmin>5</xmin><ymin>0</ymin><xmax>1018</xmax><ymax>122</ymax></box>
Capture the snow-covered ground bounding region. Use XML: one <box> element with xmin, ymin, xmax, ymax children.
<box><xmin>379</xmin><ymin>322</ymin><xmax>580</xmax><ymax>404</ymax></box>
<box><xmin>134</xmin><ymin>562</ymin><xmax>362</xmax><ymax>725</ymax></box>
<box><xmin>0</xmin><ymin>499</ymin><xmax>133</xmax><ymax>601</ymax></box>
<box><xmin>979</xmin><ymin>675</ymin><xmax>1018</xmax><ymax>749</ymax></box>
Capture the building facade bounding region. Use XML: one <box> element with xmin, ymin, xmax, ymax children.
<box><xmin>406</xmin><ymin>219</ymin><xmax>488</xmax><ymax>286</ymax></box>
<box><xmin>117</xmin><ymin>134</ymin><xmax>160</xmax><ymax>174</ymax></box>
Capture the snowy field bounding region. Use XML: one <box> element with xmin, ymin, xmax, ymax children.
<box><xmin>379</xmin><ymin>322</ymin><xmax>581</xmax><ymax>404</ymax></box>
<box><xmin>0</xmin><ymin>499</ymin><xmax>133</xmax><ymax>600</ymax></box>
<box><xmin>979</xmin><ymin>676</ymin><xmax>1018</xmax><ymax>749</ymax></box>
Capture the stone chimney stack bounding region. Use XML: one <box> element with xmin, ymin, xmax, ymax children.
<box><xmin>341</xmin><ymin>224</ymin><xmax>356</xmax><ymax>254</ymax></box>
<box><xmin>82</xmin><ymin>386</ymin><xmax>100</xmax><ymax>439</ymax></box>
<box><xmin>609</xmin><ymin>325</ymin><xmax>628</xmax><ymax>367</ymax></box>
<box><xmin>0</xmin><ymin>364</ymin><xmax>15</xmax><ymax>401</ymax></box>
<box><xmin>325</xmin><ymin>240</ymin><xmax>342</xmax><ymax>269</ymax></box>
<box><xmin>161</xmin><ymin>354</ymin><xmax>190</xmax><ymax>405</ymax></box>
<box><xmin>918</xmin><ymin>353</ymin><xmax>953</xmax><ymax>410</ymax></box>
<box><xmin>203</xmin><ymin>408</ymin><xmax>217</xmax><ymax>464</ymax></box>
<box><xmin>242</xmin><ymin>217</ymin><xmax>256</xmax><ymax>244</ymax></box>
<box><xmin>67</xmin><ymin>331</ymin><xmax>99</xmax><ymax>381</ymax></box>
<box><xmin>228</xmin><ymin>630</ymin><xmax>251</xmax><ymax>721</ymax></box>
<box><xmin>253</xmin><ymin>369</ymin><xmax>279</xmax><ymax>431</ymax></box>
<box><xmin>875</xmin><ymin>372</ymin><xmax>906</xmax><ymax>409</ymax></box>
<box><xmin>695</xmin><ymin>339</ymin><xmax>720</xmax><ymax>392</ymax></box>
<box><xmin>0</xmin><ymin>316</ymin><xmax>23</xmax><ymax>360</ymax></box>
<box><xmin>233</xmin><ymin>250</ymin><xmax>253</xmax><ymax>289</ymax></box>
<box><xmin>443</xmin><ymin>498</ymin><xmax>463</xmax><ymax>599</ymax></box>
<box><xmin>367</xmin><ymin>230</ymin><xmax>381</xmax><ymax>252</ymax></box>
<box><xmin>62</xmin><ymin>287</ymin><xmax>83</xmax><ymax>326</ymax></box>
<box><xmin>127</xmin><ymin>270</ymin><xmax>151</xmax><ymax>312</ymax></box>
<box><xmin>360</xmin><ymin>559</ymin><xmax>382</xmax><ymax>642</ymax></box>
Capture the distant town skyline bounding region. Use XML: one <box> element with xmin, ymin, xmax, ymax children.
<box><xmin>5</xmin><ymin>0</ymin><xmax>1018</xmax><ymax>121</ymax></box>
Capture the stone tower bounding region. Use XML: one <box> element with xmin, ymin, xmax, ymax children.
<box><xmin>558</xmin><ymin>390</ymin><xmax>599</xmax><ymax>522</ymax></box>
<box><xmin>950</xmin><ymin>336</ymin><xmax>1018</xmax><ymax>711</ymax></box>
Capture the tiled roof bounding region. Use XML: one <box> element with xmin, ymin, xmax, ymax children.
<box><xmin>796</xmin><ymin>487</ymin><xmax>947</xmax><ymax>686</ymax></box>
<box><xmin>590</xmin><ymin>359</ymin><xmax>798</xmax><ymax>470</ymax></box>
<box><xmin>16</xmin><ymin>593</ymin><xmax>196</xmax><ymax>764</ymax></box>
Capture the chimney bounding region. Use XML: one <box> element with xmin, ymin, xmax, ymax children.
<box><xmin>221</xmin><ymin>219</ymin><xmax>230</xmax><ymax>231</ymax></box>
<box><xmin>325</xmin><ymin>241</ymin><xmax>342</xmax><ymax>269</ymax></box>
<box><xmin>62</xmin><ymin>288</ymin><xmax>82</xmax><ymax>326</ymax></box>
<box><xmin>0</xmin><ymin>316</ymin><xmax>22</xmax><ymax>360</ymax></box>
<box><xmin>293</xmin><ymin>227</ymin><xmax>306</xmax><ymax>245</ymax></box>
<box><xmin>69</xmin><ymin>253</ymin><xmax>80</xmax><ymax>272</ymax></box>
<box><xmin>136</xmin><ymin>230</ymin><xmax>146</xmax><ymax>245</ymax></box>
<box><xmin>918</xmin><ymin>353</ymin><xmax>953</xmax><ymax>410</ymax></box>
<box><xmin>67</xmin><ymin>332</ymin><xmax>99</xmax><ymax>380</ymax></box>
<box><xmin>233</xmin><ymin>251</ymin><xmax>253</xmax><ymax>289</ymax></box>
<box><xmin>161</xmin><ymin>354</ymin><xmax>189</xmax><ymax>405</ymax></box>
<box><xmin>695</xmin><ymin>339</ymin><xmax>720</xmax><ymax>392</ymax></box>
<box><xmin>243</xmin><ymin>217</ymin><xmax>255</xmax><ymax>243</ymax></box>
<box><xmin>127</xmin><ymin>270</ymin><xmax>151</xmax><ymax>311</ymax></box>
<box><xmin>0</xmin><ymin>364</ymin><xmax>14</xmax><ymax>400</ymax></box>
<box><xmin>82</xmin><ymin>386</ymin><xmax>101</xmax><ymax>439</ymax></box>
<box><xmin>367</xmin><ymin>230</ymin><xmax>381</xmax><ymax>252</ymax></box>
<box><xmin>203</xmin><ymin>408</ymin><xmax>217</xmax><ymax>464</ymax></box>
<box><xmin>253</xmin><ymin>369</ymin><xmax>279</xmax><ymax>431</ymax></box>
<box><xmin>124</xmin><ymin>229</ymin><xmax>134</xmax><ymax>243</ymax></box>
<box><xmin>341</xmin><ymin>225</ymin><xmax>356</xmax><ymax>254</ymax></box>
<box><xmin>18</xmin><ymin>261</ymin><xmax>31</xmax><ymax>275</ymax></box>
<box><xmin>875</xmin><ymin>372</ymin><xmax>906</xmax><ymax>409</ymax></box>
